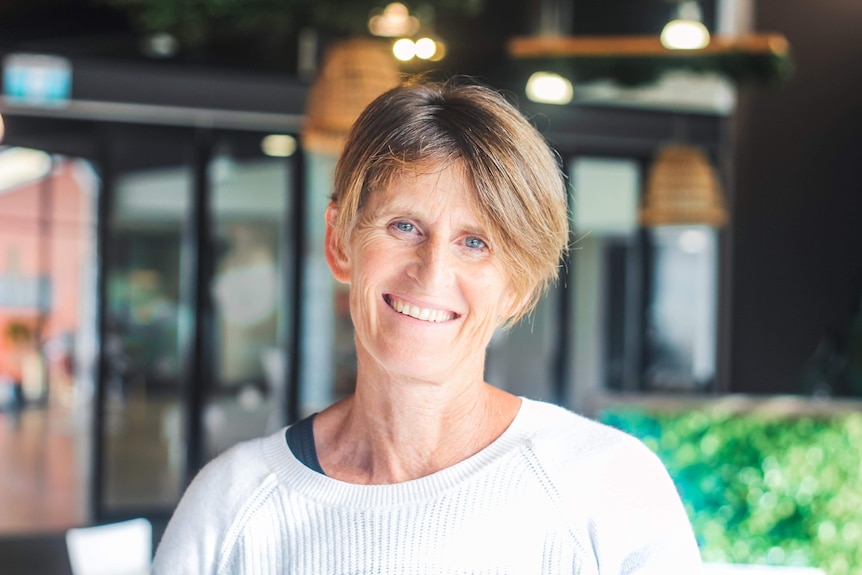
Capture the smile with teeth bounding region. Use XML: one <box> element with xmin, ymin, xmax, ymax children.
<box><xmin>385</xmin><ymin>295</ymin><xmax>457</xmax><ymax>323</ymax></box>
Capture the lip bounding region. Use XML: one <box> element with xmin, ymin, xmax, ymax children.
<box><xmin>383</xmin><ymin>294</ymin><xmax>459</xmax><ymax>323</ymax></box>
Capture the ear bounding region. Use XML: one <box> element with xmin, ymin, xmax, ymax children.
<box><xmin>325</xmin><ymin>203</ymin><xmax>351</xmax><ymax>284</ymax></box>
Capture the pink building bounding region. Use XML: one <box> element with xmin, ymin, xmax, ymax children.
<box><xmin>0</xmin><ymin>155</ymin><xmax>93</xmax><ymax>389</ymax></box>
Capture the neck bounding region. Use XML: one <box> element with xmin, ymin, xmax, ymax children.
<box><xmin>314</xmin><ymin>359</ymin><xmax>521</xmax><ymax>484</ymax></box>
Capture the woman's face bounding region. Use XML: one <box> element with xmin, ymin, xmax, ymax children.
<box><xmin>327</xmin><ymin>164</ymin><xmax>520</xmax><ymax>384</ymax></box>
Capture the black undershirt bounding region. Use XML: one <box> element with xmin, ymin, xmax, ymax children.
<box><xmin>285</xmin><ymin>413</ymin><xmax>326</xmax><ymax>475</ymax></box>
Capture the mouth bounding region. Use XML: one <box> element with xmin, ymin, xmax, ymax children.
<box><xmin>384</xmin><ymin>294</ymin><xmax>458</xmax><ymax>323</ymax></box>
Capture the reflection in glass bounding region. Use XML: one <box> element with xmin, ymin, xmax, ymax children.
<box><xmin>300</xmin><ymin>152</ymin><xmax>355</xmax><ymax>416</ymax></box>
<box><xmin>206</xmin><ymin>137</ymin><xmax>291</xmax><ymax>458</ymax></box>
<box><xmin>104</xmin><ymin>163</ymin><xmax>190</xmax><ymax>510</ymax></box>
<box><xmin>645</xmin><ymin>225</ymin><xmax>718</xmax><ymax>390</ymax></box>
<box><xmin>567</xmin><ymin>157</ymin><xmax>642</xmax><ymax>406</ymax></box>
<box><xmin>0</xmin><ymin>156</ymin><xmax>98</xmax><ymax>532</ymax></box>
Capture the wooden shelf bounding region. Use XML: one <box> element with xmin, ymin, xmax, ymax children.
<box><xmin>508</xmin><ymin>34</ymin><xmax>789</xmax><ymax>59</ymax></box>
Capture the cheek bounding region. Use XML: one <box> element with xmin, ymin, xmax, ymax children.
<box><xmin>469</xmin><ymin>270</ymin><xmax>516</xmax><ymax>317</ymax></box>
<box><xmin>346</xmin><ymin>242</ymin><xmax>398</xmax><ymax>327</ymax></box>
<box><xmin>346</xmin><ymin>234</ymin><xmax>387</xmax><ymax>283</ymax></box>
<box><xmin>351</xmin><ymin>227</ymin><xmax>403</xmax><ymax>264</ymax></box>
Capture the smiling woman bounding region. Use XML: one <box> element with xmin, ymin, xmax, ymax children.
<box><xmin>152</xmin><ymin>77</ymin><xmax>703</xmax><ymax>574</ymax></box>
<box><xmin>326</xmin><ymin>165</ymin><xmax>522</xmax><ymax>395</ymax></box>
<box><xmin>331</xmin><ymin>78</ymin><xmax>569</xmax><ymax>325</ymax></box>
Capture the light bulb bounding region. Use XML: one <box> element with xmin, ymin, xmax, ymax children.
<box><xmin>369</xmin><ymin>2</ymin><xmax>420</xmax><ymax>37</ymax></box>
<box><xmin>661</xmin><ymin>19</ymin><xmax>710</xmax><ymax>50</ymax></box>
<box><xmin>661</xmin><ymin>1</ymin><xmax>710</xmax><ymax>50</ymax></box>
<box><xmin>261</xmin><ymin>134</ymin><xmax>297</xmax><ymax>158</ymax></box>
<box><xmin>525</xmin><ymin>72</ymin><xmax>573</xmax><ymax>105</ymax></box>
<box><xmin>393</xmin><ymin>38</ymin><xmax>416</xmax><ymax>61</ymax></box>
<box><xmin>414</xmin><ymin>37</ymin><xmax>437</xmax><ymax>60</ymax></box>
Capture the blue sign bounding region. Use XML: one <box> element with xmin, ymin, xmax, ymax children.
<box><xmin>3</xmin><ymin>53</ymin><xmax>72</xmax><ymax>107</ymax></box>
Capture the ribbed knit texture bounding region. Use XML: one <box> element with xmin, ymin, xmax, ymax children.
<box><xmin>152</xmin><ymin>399</ymin><xmax>703</xmax><ymax>574</ymax></box>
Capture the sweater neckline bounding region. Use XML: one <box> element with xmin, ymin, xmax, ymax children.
<box><xmin>261</xmin><ymin>397</ymin><xmax>538</xmax><ymax>508</ymax></box>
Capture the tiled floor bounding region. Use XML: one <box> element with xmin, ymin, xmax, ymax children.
<box><xmin>0</xmin><ymin>396</ymin><xmax>90</xmax><ymax>535</ymax></box>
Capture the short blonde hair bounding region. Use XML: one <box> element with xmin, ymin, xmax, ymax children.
<box><xmin>331</xmin><ymin>77</ymin><xmax>569</xmax><ymax>325</ymax></box>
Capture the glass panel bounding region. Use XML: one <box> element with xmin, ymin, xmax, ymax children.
<box><xmin>103</xmin><ymin>131</ymin><xmax>192</xmax><ymax>511</ymax></box>
<box><xmin>0</xmin><ymin>153</ymin><xmax>98</xmax><ymax>533</ymax></box>
<box><xmin>644</xmin><ymin>225</ymin><xmax>718</xmax><ymax>390</ymax></box>
<box><xmin>486</xmin><ymin>286</ymin><xmax>561</xmax><ymax>401</ymax></box>
<box><xmin>566</xmin><ymin>157</ymin><xmax>643</xmax><ymax>409</ymax></box>
<box><xmin>204</xmin><ymin>132</ymin><xmax>293</xmax><ymax>458</ymax></box>
<box><xmin>299</xmin><ymin>151</ymin><xmax>354</xmax><ymax>416</ymax></box>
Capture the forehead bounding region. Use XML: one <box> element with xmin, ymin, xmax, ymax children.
<box><xmin>369</xmin><ymin>162</ymin><xmax>481</xmax><ymax>215</ymax></box>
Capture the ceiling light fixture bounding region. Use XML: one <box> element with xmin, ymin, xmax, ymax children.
<box><xmin>302</xmin><ymin>38</ymin><xmax>400</xmax><ymax>154</ymax></box>
<box><xmin>392</xmin><ymin>38</ymin><xmax>417</xmax><ymax>61</ymax></box>
<box><xmin>640</xmin><ymin>144</ymin><xmax>727</xmax><ymax>227</ymax></box>
<box><xmin>261</xmin><ymin>135</ymin><xmax>297</xmax><ymax>158</ymax></box>
<box><xmin>368</xmin><ymin>2</ymin><xmax>420</xmax><ymax>38</ymax></box>
<box><xmin>661</xmin><ymin>1</ymin><xmax>710</xmax><ymax>50</ymax></box>
<box><xmin>525</xmin><ymin>72</ymin><xmax>574</xmax><ymax>105</ymax></box>
<box><xmin>414</xmin><ymin>37</ymin><xmax>437</xmax><ymax>60</ymax></box>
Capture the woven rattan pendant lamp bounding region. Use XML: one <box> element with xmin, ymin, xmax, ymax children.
<box><xmin>302</xmin><ymin>38</ymin><xmax>401</xmax><ymax>155</ymax></box>
<box><xmin>640</xmin><ymin>144</ymin><xmax>727</xmax><ymax>227</ymax></box>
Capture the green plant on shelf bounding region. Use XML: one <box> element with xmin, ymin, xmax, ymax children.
<box><xmin>600</xmin><ymin>407</ymin><xmax>862</xmax><ymax>575</ymax></box>
<box><xmin>97</xmin><ymin>0</ymin><xmax>484</xmax><ymax>48</ymax></box>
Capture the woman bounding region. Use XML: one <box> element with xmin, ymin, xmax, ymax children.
<box><xmin>152</xmin><ymin>78</ymin><xmax>702</xmax><ymax>574</ymax></box>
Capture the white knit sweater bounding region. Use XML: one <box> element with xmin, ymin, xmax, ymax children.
<box><xmin>152</xmin><ymin>398</ymin><xmax>702</xmax><ymax>574</ymax></box>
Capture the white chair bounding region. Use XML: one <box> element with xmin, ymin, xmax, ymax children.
<box><xmin>65</xmin><ymin>518</ymin><xmax>152</xmax><ymax>575</ymax></box>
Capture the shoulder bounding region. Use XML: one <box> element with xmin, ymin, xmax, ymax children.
<box><xmin>196</xmin><ymin>432</ymin><xmax>281</xmax><ymax>493</ymax></box>
<box><xmin>518</xmin><ymin>398</ymin><xmax>656</xmax><ymax>470</ymax></box>
<box><xmin>516</xmin><ymin>398</ymin><xmax>684</xmax><ymax>527</ymax></box>
<box><xmin>516</xmin><ymin>399</ymin><xmax>702</xmax><ymax>572</ymax></box>
<box><xmin>152</xmin><ymin>430</ymin><xmax>288</xmax><ymax>574</ymax></box>
<box><xmin>181</xmin><ymin>431</ymin><xmax>285</xmax><ymax>516</ymax></box>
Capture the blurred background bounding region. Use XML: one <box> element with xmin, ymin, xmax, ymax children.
<box><xmin>0</xmin><ymin>0</ymin><xmax>860</xmax><ymax>573</ymax></box>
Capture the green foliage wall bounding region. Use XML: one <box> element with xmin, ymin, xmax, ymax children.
<box><xmin>600</xmin><ymin>406</ymin><xmax>862</xmax><ymax>575</ymax></box>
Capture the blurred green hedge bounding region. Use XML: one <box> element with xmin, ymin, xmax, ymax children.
<box><xmin>600</xmin><ymin>406</ymin><xmax>862</xmax><ymax>575</ymax></box>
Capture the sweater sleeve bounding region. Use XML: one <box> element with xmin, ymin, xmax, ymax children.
<box><xmin>583</xmin><ymin>435</ymin><xmax>703</xmax><ymax>575</ymax></box>
<box><xmin>151</xmin><ymin>438</ymin><xmax>277</xmax><ymax>575</ymax></box>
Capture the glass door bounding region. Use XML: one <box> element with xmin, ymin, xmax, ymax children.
<box><xmin>96</xmin><ymin>125</ymin><xmax>298</xmax><ymax>521</ymax></box>
<box><xmin>203</xmin><ymin>131</ymin><xmax>294</xmax><ymax>459</ymax></box>
<box><xmin>0</xmin><ymin>149</ymin><xmax>99</xmax><ymax>533</ymax></box>
<box><xmin>100</xmin><ymin>125</ymin><xmax>194</xmax><ymax>515</ymax></box>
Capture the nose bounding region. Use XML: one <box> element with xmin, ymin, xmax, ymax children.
<box><xmin>408</xmin><ymin>237</ymin><xmax>454</xmax><ymax>292</ymax></box>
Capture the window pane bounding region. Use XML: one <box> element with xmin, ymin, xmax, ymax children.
<box><xmin>567</xmin><ymin>157</ymin><xmax>642</xmax><ymax>408</ymax></box>
<box><xmin>299</xmin><ymin>152</ymin><xmax>355</xmax><ymax>416</ymax></box>
<box><xmin>205</xmin><ymin>133</ymin><xmax>292</xmax><ymax>458</ymax></box>
<box><xmin>0</xmin><ymin>154</ymin><xmax>98</xmax><ymax>532</ymax></box>
<box><xmin>644</xmin><ymin>225</ymin><xmax>718</xmax><ymax>390</ymax></box>
<box><xmin>104</xmin><ymin>155</ymin><xmax>191</xmax><ymax>510</ymax></box>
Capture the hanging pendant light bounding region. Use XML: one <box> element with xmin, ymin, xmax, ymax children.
<box><xmin>640</xmin><ymin>144</ymin><xmax>727</xmax><ymax>227</ymax></box>
<box><xmin>302</xmin><ymin>38</ymin><xmax>400</xmax><ymax>155</ymax></box>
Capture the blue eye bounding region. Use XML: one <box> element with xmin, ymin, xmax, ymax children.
<box><xmin>465</xmin><ymin>237</ymin><xmax>486</xmax><ymax>249</ymax></box>
<box><xmin>394</xmin><ymin>221</ymin><xmax>415</xmax><ymax>233</ymax></box>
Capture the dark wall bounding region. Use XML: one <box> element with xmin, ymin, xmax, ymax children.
<box><xmin>731</xmin><ymin>0</ymin><xmax>862</xmax><ymax>394</ymax></box>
